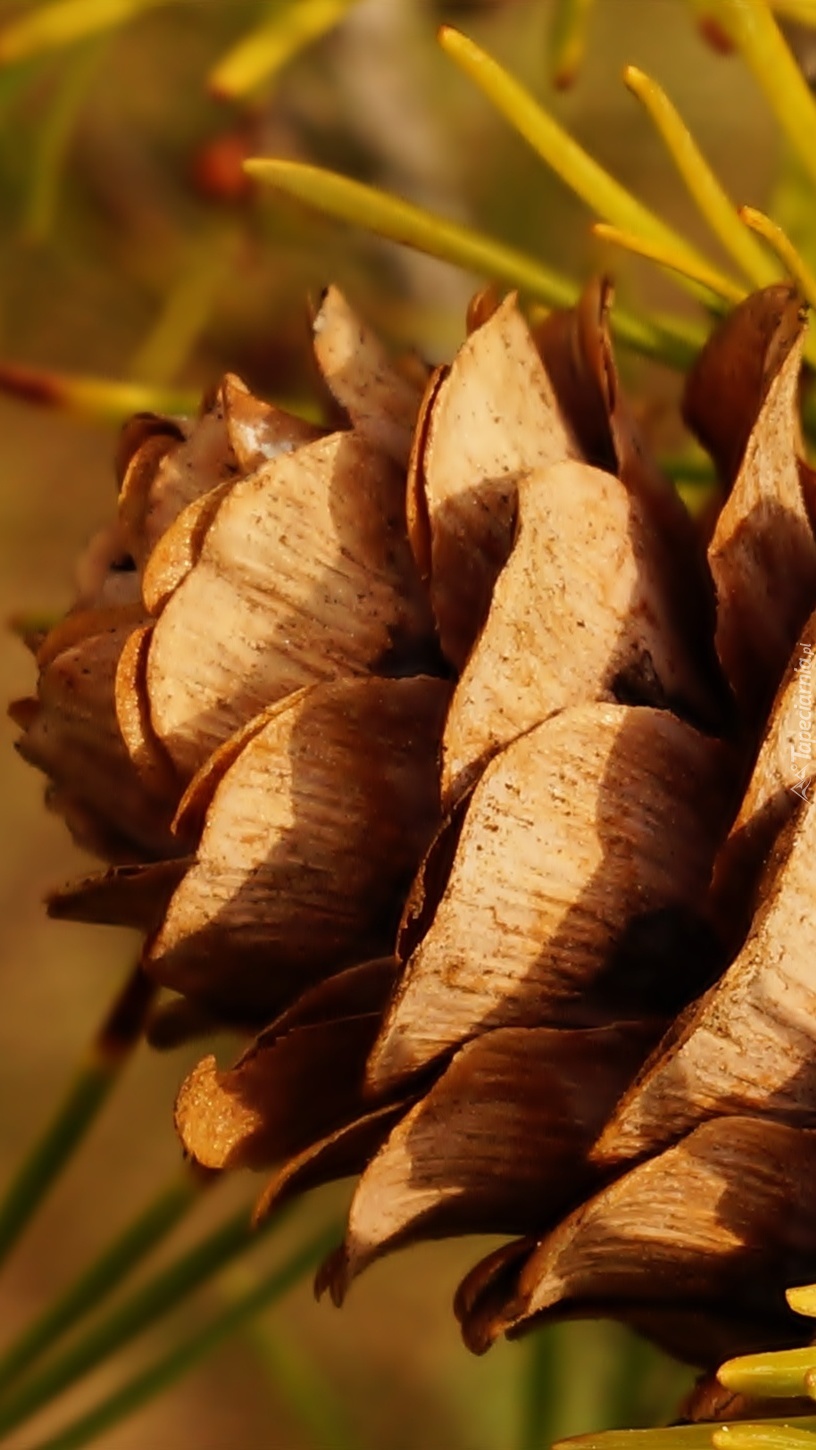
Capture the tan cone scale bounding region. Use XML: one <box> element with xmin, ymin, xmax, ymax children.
<box><xmin>368</xmin><ymin>703</ymin><xmax>733</xmax><ymax>1089</ymax></box>
<box><xmin>15</xmin><ymin>278</ymin><xmax>816</xmax><ymax>1370</ymax></box>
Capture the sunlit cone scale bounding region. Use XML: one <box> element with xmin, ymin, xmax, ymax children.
<box><xmin>15</xmin><ymin>276</ymin><xmax>816</xmax><ymax>1371</ymax></box>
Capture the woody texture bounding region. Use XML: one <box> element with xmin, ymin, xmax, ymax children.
<box><xmin>14</xmin><ymin>268</ymin><xmax>816</xmax><ymax>1378</ymax></box>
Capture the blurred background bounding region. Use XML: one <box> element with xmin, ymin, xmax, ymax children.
<box><xmin>0</xmin><ymin>1</ymin><xmax>787</xmax><ymax>1445</ymax></box>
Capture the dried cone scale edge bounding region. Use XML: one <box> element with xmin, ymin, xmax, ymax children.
<box><xmin>18</xmin><ymin>279</ymin><xmax>816</xmax><ymax>1381</ymax></box>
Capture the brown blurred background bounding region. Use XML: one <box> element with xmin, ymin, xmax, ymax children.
<box><xmin>0</xmin><ymin>1</ymin><xmax>781</xmax><ymax>1445</ymax></box>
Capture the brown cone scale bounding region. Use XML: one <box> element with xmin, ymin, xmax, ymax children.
<box><xmin>16</xmin><ymin>282</ymin><xmax>816</xmax><ymax>1372</ymax></box>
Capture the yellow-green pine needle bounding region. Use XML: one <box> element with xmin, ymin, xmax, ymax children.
<box><xmin>129</xmin><ymin>226</ymin><xmax>237</xmax><ymax>385</ymax></box>
<box><xmin>246</xmin><ymin>157</ymin><xmax>703</xmax><ymax>368</ymax></box>
<box><xmin>719</xmin><ymin>1346</ymin><xmax>816</xmax><ymax>1399</ymax></box>
<box><xmin>8</xmin><ymin>609</ymin><xmax>61</xmax><ymax>644</ymax></box>
<box><xmin>0</xmin><ymin>0</ymin><xmax>171</xmax><ymax>63</ymax></box>
<box><xmin>714</xmin><ymin>1427</ymin><xmax>816</xmax><ymax>1450</ymax></box>
<box><xmin>247</xmin><ymin>157</ymin><xmax>578</xmax><ymax>307</ymax></box>
<box><xmin>556</xmin><ymin>1424</ymin><xmax>816</xmax><ymax>1450</ymax></box>
<box><xmin>437</xmin><ymin>26</ymin><xmax>744</xmax><ymax>307</ymax></box>
<box><xmin>594</xmin><ymin>222</ymin><xmax>745</xmax><ymax>303</ymax></box>
<box><xmin>623</xmin><ymin>65</ymin><xmax>779</xmax><ymax>290</ymax></box>
<box><xmin>23</xmin><ymin>37</ymin><xmax>105</xmax><ymax>244</ymax></box>
<box><xmin>208</xmin><ymin>0</ymin><xmax>359</xmax><ymax>99</ymax></box>
<box><xmin>740</xmin><ymin>206</ymin><xmax>816</xmax><ymax>307</ymax></box>
<box><xmin>738</xmin><ymin>208</ymin><xmax>816</xmax><ymax>371</ymax></box>
<box><xmin>556</xmin><ymin>1430</ymin><xmax>717</xmax><ymax>1450</ymax></box>
<box><xmin>769</xmin><ymin>1</ymin><xmax>816</xmax><ymax>24</ymax></box>
<box><xmin>0</xmin><ymin>359</ymin><xmax>197</xmax><ymax>420</ymax></box>
<box><xmin>788</xmin><ymin>1284</ymin><xmax>816</xmax><ymax>1316</ymax></box>
<box><xmin>676</xmin><ymin>479</ymin><xmax>716</xmax><ymax>514</ymax></box>
<box><xmin>660</xmin><ymin>446</ymin><xmax>717</xmax><ymax>485</ymax></box>
<box><xmin>548</xmin><ymin>0</ymin><xmax>595</xmax><ymax>89</ymax></box>
<box><xmin>708</xmin><ymin>0</ymin><xmax>816</xmax><ymax>194</ymax></box>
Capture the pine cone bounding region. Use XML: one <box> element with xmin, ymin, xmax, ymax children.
<box><xmin>15</xmin><ymin>278</ymin><xmax>816</xmax><ymax>1371</ymax></box>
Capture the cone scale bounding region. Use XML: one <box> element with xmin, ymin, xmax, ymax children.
<box><xmin>11</xmin><ymin>265</ymin><xmax>816</xmax><ymax>1393</ymax></box>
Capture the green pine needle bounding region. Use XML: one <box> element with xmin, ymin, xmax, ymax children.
<box><xmin>21</xmin><ymin>1222</ymin><xmax>341</xmax><ymax>1450</ymax></box>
